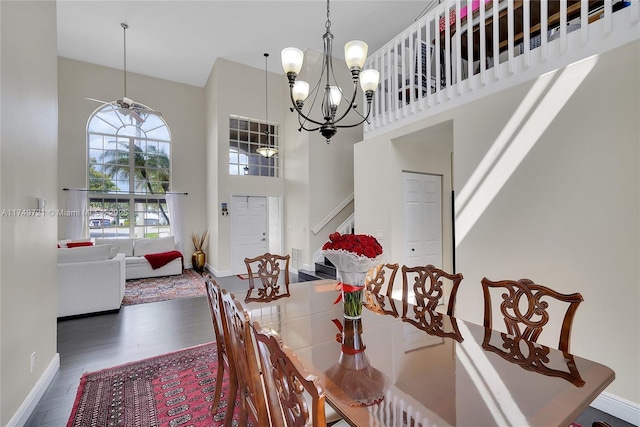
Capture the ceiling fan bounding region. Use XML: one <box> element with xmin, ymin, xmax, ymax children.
<box><xmin>86</xmin><ymin>23</ymin><xmax>162</xmax><ymax>123</ymax></box>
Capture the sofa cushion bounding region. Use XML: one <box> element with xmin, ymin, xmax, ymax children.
<box><xmin>58</xmin><ymin>244</ymin><xmax>112</xmax><ymax>263</ymax></box>
<box><xmin>133</xmin><ymin>236</ymin><xmax>175</xmax><ymax>256</ymax></box>
<box><xmin>95</xmin><ymin>238</ymin><xmax>134</xmax><ymax>257</ymax></box>
<box><xmin>125</xmin><ymin>256</ymin><xmax>148</xmax><ymax>265</ymax></box>
<box><xmin>109</xmin><ymin>246</ymin><xmax>120</xmax><ymax>259</ymax></box>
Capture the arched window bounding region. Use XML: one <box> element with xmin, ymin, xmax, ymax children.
<box><xmin>87</xmin><ymin>103</ymin><xmax>171</xmax><ymax>238</ymax></box>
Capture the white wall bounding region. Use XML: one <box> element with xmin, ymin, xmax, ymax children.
<box><xmin>355</xmin><ymin>121</ymin><xmax>455</xmax><ymax>273</ymax></box>
<box><xmin>356</xmin><ymin>41</ymin><xmax>640</xmax><ymax>406</ymax></box>
<box><xmin>205</xmin><ymin>58</ymin><xmax>286</xmax><ymax>275</ymax></box>
<box><xmin>0</xmin><ymin>1</ymin><xmax>59</xmax><ymax>424</ymax></box>
<box><xmin>57</xmin><ymin>58</ymin><xmax>207</xmax><ymax>261</ymax></box>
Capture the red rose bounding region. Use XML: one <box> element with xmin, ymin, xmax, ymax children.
<box><xmin>363</xmin><ymin>245</ymin><xmax>377</xmax><ymax>258</ymax></box>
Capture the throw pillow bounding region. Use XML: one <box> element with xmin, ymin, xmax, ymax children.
<box><xmin>67</xmin><ymin>241</ymin><xmax>94</xmax><ymax>248</ymax></box>
<box><xmin>57</xmin><ymin>239</ymin><xmax>72</xmax><ymax>248</ymax></box>
<box><xmin>57</xmin><ymin>244</ymin><xmax>111</xmax><ymax>263</ymax></box>
<box><xmin>133</xmin><ymin>236</ymin><xmax>176</xmax><ymax>257</ymax></box>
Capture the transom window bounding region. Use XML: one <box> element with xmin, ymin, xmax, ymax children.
<box><xmin>229</xmin><ymin>115</ymin><xmax>279</xmax><ymax>177</ymax></box>
<box><xmin>87</xmin><ymin>104</ymin><xmax>171</xmax><ymax>239</ymax></box>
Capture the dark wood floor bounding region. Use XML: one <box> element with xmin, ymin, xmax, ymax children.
<box><xmin>25</xmin><ymin>273</ymin><xmax>632</xmax><ymax>427</ymax></box>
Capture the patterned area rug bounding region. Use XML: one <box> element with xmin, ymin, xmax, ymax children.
<box><xmin>67</xmin><ymin>343</ymin><xmax>253</xmax><ymax>427</ymax></box>
<box><xmin>123</xmin><ymin>269</ymin><xmax>206</xmax><ymax>306</ymax></box>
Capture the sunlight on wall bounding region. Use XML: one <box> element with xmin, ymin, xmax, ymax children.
<box><xmin>455</xmin><ymin>55</ymin><xmax>599</xmax><ymax>247</ymax></box>
<box><xmin>457</xmin><ymin>323</ymin><xmax>528</xmax><ymax>425</ymax></box>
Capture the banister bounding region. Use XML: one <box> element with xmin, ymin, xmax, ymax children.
<box><xmin>364</xmin><ymin>0</ymin><xmax>638</xmax><ymax>138</ymax></box>
<box><xmin>311</xmin><ymin>192</ymin><xmax>354</xmax><ymax>235</ymax></box>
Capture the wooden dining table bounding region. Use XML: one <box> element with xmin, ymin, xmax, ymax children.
<box><xmin>241</xmin><ymin>279</ymin><xmax>615</xmax><ymax>427</ymax></box>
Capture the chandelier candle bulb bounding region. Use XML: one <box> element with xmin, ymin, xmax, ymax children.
<box><xmin>292</xmin><ymin>81</ymin><xmax>309</xmax><ymax>103</ymax></box>
<box><xmin>281</xmin><ymin>47</ymin><xmax>304</xmax><ymax>75</ymax></box>
<box><xmin>329</xmin><ymin>86</ymin><xmax>342</xmax><ymax>107</ymax></box>
<box><xmin>344</xmin><ymin>40</ymin><xmax>368</xmax><ymax>70</ymax></box>
<box><xmin>360</xmin><ymin>69</ymin><xmax>380</xmax><ymax>93</ymax></box>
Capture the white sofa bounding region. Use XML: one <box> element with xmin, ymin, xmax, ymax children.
<box><xmin>95</xmin><ymin>236</ymin><xmax>183</xmax><ymax>280</ymax></box>
<box><xmin>58</xmin><ymin>244</ymin><xmax>126</xmax><ymax>318</ymax></box>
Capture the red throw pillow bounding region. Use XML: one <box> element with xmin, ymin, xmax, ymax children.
<box><xmin>67</xmin><ymin>241</ymin><xmax>94</xmax><ymax>248</ymax></box>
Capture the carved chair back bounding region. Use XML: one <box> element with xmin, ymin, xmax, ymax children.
<box><xmin>203</xmin><ymin>274</ymin><xmax>237</xmax><ymax>420</ymax></box>
<box><xmin>244</xmin><ymin>253</ymin><xmax>291</xmax><ymax>303</ymax></box>
<box><xmin>253</xmin><ymin>322</ymin><xmax>327</xmax><ymax>427</ymax></box>
<box><xmin>401</xmin><ymin>265</ymin><xmax>463</xmax><ymax>316</ymax></box>
<box><xmin>222</xmin><ymin>291</ymin><xmax>271</xmax><ymax>425</ymax></box>
<box><xmin>481</xmin><ymin>277</ymin><xmax>583</xmax><ymax>353</ymax></box>
<box><xmin>365</xmin><ymin>263</ymin><xmax>399</xmax><ymax>298</ymax></box>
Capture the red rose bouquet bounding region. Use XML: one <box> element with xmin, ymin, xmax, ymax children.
<box><xmin>322</xmin><ymin>232</ymin><xmax>384</xmax><ymax>319</ymax></box>
<box><xmin>322</xmin><ymin>232</ymin><xmax>383</xmax><ymax>259</ymax></box>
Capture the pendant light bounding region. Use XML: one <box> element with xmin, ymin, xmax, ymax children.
<box><xmin>256</xmin><ymin>53</ymin><xmax>278</xmax><ymax>158</ymax></box>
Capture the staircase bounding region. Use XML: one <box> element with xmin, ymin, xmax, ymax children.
<box><xmin>297</xmin><ymin>257</ymin><xmax>337</xmax><ymax>282</ymax></box>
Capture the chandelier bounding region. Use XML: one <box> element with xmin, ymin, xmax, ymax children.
<box><xmin>281</xmin><ymin>0</ymin><xmax>380</xmax><ymax>143</ymax></box>
<box><xmin>256</xmin><ymin>53</ymin><xmax>278</xmax><ymax>158</ymax></box>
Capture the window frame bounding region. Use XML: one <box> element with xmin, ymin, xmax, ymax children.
<box><xmin>87</xmin><ymin>103</ymin><xmax>172</xmax><ymax>239</ymax></box>
<box><xmin>229</xmin><ymin>114</ymin><xmax>280</xmax><ymax>177</ymax></box>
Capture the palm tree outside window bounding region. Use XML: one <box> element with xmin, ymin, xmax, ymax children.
<box><xmin>87</xmin><ymin>103</ymin><xmax>171</xmax><ymax>239</ymax></box>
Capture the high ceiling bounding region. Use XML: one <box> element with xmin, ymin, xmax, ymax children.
<box><xmin>57</xmin><ymin>1</ymin><xmax>429</xmax><ymax>88</ymax></box>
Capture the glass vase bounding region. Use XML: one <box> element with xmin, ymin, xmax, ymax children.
<box><xmin>338</xmin><ymin>270</ymin><xmax>367</xmax><ymax>319</ymax></box>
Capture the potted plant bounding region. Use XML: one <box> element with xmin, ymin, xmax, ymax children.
<box><xmin>190</xmin><ymin>230</ymin><xmax>209</xmax><ymax>272</ymax></box>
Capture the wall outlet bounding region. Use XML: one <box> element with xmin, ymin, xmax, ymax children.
<box><xmin>30</xmin><ymin>352</ymin><xmax>36</xmax><ymax>373</ymax></box>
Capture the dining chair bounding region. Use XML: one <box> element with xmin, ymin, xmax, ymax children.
<box><xmin>481</xmin><ymin>277</ymin><xmax>584</xmax><ymax>353</ymax></box>
<box><xmin>365</xmin><ymin>263</ymin><xmax>399</xmax><ymax>298</ymax></box>
<box><xmin>203</xmin><ymin>274</ymin><xmax>238</xmax><ymax>425</ymax></box>
<box><xmin>222</xmin><ymin>291</ymin><xmax>272</xmax><ymax>425</ymax></box>
<box><xmin>401</xmin><ymin>265</ymin><xmax>463</xmax><ymax>316</ymax></box>
<box><xmin>244</xmin><ymin>253</ymin><xmax>291</xmax><ymax>303</ymax></box>
<box><xmin>252</xmin><ymin>321</ymin><xmax>328</xmax><ymax>427</ymax></box>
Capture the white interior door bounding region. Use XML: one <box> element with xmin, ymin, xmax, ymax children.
<box><xmin>403</xmin><ymin>172</ymin><xmax>443</xmax><ymax>268</ymax></box>
<box><xmin>231</xmin><ymin>195</ymin><xmax>267</xmax><ymax>275</ymax></box>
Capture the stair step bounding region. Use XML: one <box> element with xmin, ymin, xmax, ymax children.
<box><xmin>314</xmin><ymin>261</ymin><xmax>336</xmax><ymax>278</ymax></box>
<box><xmin>297</xmin><ymin>269</ymin><xmax>336</xmax><ymax>282</ymax></box>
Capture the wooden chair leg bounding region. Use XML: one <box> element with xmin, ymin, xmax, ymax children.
<box><xmin>210</xmin><ymin>362</ymin><xmax>225</xmax><ymax>417</ymax></box>
<box><xmin>223</xmin><ymin>374</ymin><xmax>238</xmax><ymax>427</ymax></box>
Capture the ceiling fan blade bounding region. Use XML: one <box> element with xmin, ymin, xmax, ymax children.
<box><xmin>130</xmin><ymin>110</ymin><xmax>146</xmax><ymax>123</ymax></box>
<box><xmin>85</xmin><ymin>97</ymin><xmax>112</xmax><ymax>104</ymax></box>
<box><xmin>137</xmin><ymin>109</ymin><xmax>162</xmax><ymax>117</ymax></box>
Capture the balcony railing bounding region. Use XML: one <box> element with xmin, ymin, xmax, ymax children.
<box><xmin>364</xmin><ymin>0</ymin><xmax>639</xmax><ymax>138</ymax></box>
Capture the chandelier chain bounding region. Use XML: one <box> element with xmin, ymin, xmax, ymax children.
<box><xmin>325</xmin><ymin>0</ymin><xmax>331</xmax><ymax>32</ymax></box>
<box><xmin>264</xmin><ymin>53</ymin><xmax>269</xmax><ymax>136</ymax></box>
<box><xmin>122</xmin><ymin>23</ymin><xmax>128</xmax><ymax>97</ymax></box>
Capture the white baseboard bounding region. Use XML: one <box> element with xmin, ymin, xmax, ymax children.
<box><xmin>207</xmin><ymin>263</ymin><xmax>232</xmax><ymax>277</ymax></box>
<box><xmin>7</xmin><ymin>353</ymin><xmax>60</xmax><ymax>427</ymax></box>
<box><xmin>591</xmin><ymin>392</ymin><xmax>640</xmax><ymax>425</ymax></box>
<box><xmin>302</xmin><ymin>262</ymin><xmax>314</xmax><ymax>272</ymax></box>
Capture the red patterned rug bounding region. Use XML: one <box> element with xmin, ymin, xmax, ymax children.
<box><xmin>66</xmin><ymin>343</ymin><xmax>253</xmax><ymax>427</ymax></box>
<box><xmin>123</xmin><ymin>269</ymin><xmax>206</xmax><ymax>306</ymax></box>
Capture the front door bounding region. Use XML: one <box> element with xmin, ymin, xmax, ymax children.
<box><xmin>231</xmin><ymin>195</ymin><xmax>267</xmax><ymax>275</ymax></box>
